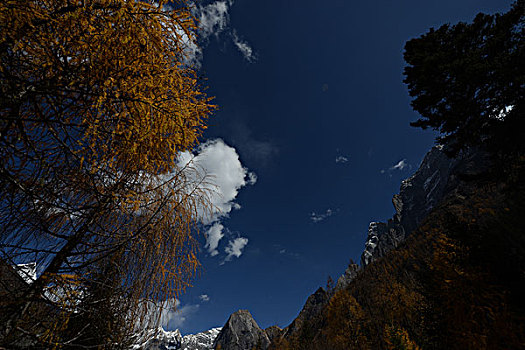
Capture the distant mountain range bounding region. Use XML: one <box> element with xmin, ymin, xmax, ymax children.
<box><xmin>140</xmin><ymin>327</ymin><xmax>222</xmax><ymax>350</ymax></box>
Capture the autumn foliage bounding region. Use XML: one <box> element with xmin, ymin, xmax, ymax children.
<box><xmin>1</xmin><ymin>0</ymin><xmax>215</xmax><ymax>347</ymax></box>
<box><xmin>272</xmin><ymin>160</ymin><xmax>525</xmax><ymax>349</ymax></box>
<box><xmin>323</xmin><ymin>289</ymin><xmax>370</xmax><ymax>350</ymax></box>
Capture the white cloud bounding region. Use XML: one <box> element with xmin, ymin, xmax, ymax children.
<box><xmin>158</xmin><ymin>298</ymin><xmax>179</xmax><ymax>328</ymax></box>
<box><xmin>198</xmin><ymin>1</ymin><xmax>232</xmax><ymax>39</ymax></box>
<box><xmin>158</xmin><ymin>298</ymin><xmax>200</xmax><ymax>330</ymax></box>
<box><xmin>232</xmin><ymin>30</ymin><xmax>256</xmax><ymax>62</ymax></box>
<box><xmin>153</xmin><ymin>295</ymin><xmax>210</xmax><ymax>331</ymax></box>
<box><xmin>247</xmin><ymin>172</ymin><xmax>257</xmax><ymax>185</ymax></box>
<box><xmin>185</xmin><ymin>1</ymin><xmax>256</xmax><ymax>66</ymax></box>
<box><xmin>390</xmin><ymin>159</ymin><xmax>408</xmax><ymax>171</ymax></box>
<box><xmin>335</xmin><ymin>156</ymin><xmax>348</xmax><ymax>164</ymax></box>
<box><xmin>232</xmin><ymin>203</ymin><xmax>242</xmax><ymax>210</ymax></box>
<box><xmin>177</xmin><ymin>139</ymin><xmax>255</xmax><ymax>258</ymax></box>
<box><xmin>381</xmin><ymin>159</ymin><xmax>411</xmax><ymax>175</ymax></box>
<box><xmin>173</xmin><ymin>24</ymin><xmax>202</xmax><ymax>68</ymax></box>
<box><xmin>224</xmin><ymin>237</ymin><xmax>249</xmax><ymax>262</ymax></box>
<box><xmin>159</xmin><ymin>2</ymin><xmax>202</xmax><ymax>68</ymax></box>
<box><xmin>205</xmin><ymin>223</ymin><xmax>224</xmax><ymax>256</ymax></box>
<box><xmin>310</xmin><ymin>209</ymin><xmax>334</xmax><ymax>223</ymax></box>
<box><xmin>178</xmin><ymin>139</ymin><xmax>254</xmax><ymax>225</ymax></box>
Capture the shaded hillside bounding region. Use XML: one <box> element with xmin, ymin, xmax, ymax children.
<box><xmin>268</xmin><ymin>155</ymin><xmax>525</xmax><ymax>349</ymax></box>
<box><xmin>212</xmin><ymin>144</ymin><xmax>525</xmax><ymax>350</ymax></box>
<box><xmin>265</xmin><ymin>2</ymin><xmax>525</xmax><ymax>347</ymax></box>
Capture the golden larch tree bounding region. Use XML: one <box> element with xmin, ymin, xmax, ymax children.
<box><xmin>0</xmin><ymin>0</ymin><xmax>215</xmax><ymax>347</ymax></box>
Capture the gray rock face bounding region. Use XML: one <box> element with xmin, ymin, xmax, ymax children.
<box><xmin>264</xmin><ymin>326</ymin><xmax>283</xmax><ymax>343</ymax></box>
<box><xmin>360</xmin><ymin>145</ymin><xmax>491</xmax><ymax>266</ymax></box>
<box><xmin>394</xmin><ymin>145</ymin><xmax>455</xmax><ymax>234</ymax></box>
<box><xmin>361</xmin><ymin>220</ymin><xmax>405</xmax><ymax>266</ymax></box>
<box><xmin>213</xmin><ymin>310</ymin><xmax>270</xmax><ymax>350</ymax></box>
<box><xmin>361</xmin><ymin>146</ymin><xmax>455</xmax><ymax>266</ymax></box>
<box><xmin>335</xmin><ymin>263</ymin><xmax>359</xmax><ymax>291</ymax></box>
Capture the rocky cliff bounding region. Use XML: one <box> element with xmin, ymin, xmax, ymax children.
<box><xmin>361</xmin><ymin>145</ymin><xmax>492</xmax><ymax>266</ymax></box>
<box><xmin>361</xmin><ymin>145</ymin><xmax>465</xmax><ymax>265</ymax></box>
<box><xmin>335</xmin><ymin>262</ymin><xmax>359</xmax><ymax>291</ymax></box>
<box><xmin>263</xmin><ymin>326</ymin><xmax>283</xmax><ymax>344</ymax></box>
<box><xmin>212</xmin><ymin>310</ymin><xmax>270</xmax><ymax>350</ymax></box>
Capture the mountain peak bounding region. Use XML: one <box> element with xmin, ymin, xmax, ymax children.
<box><xmin>213</xmin><ymin>309</ymin><xmax>270</xmax><ymax>350</ymax></box>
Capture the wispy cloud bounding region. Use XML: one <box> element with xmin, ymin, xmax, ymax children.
<box><xmin>276</xmin><ymin>246</ymin><xmax>300</xmax><ymax>259</ymax></box>
<box><xmin>228</xmin><ymin>121</ymin><xmax>278</xmax><ymax>167</ymax></box>
<box><xmin>158</xmin><ymin>298</ymin><xmax>200</xmax><ymax>330</ymax></box>
<box><xmin>232</xmin><ymin>30</ymin><xmax>256</xmax><ymax>62</ymax></box>
<box><xmin>182</xmin><ymin>0</ymin><xmax>256</xmax><ymax>67</ymax></box>
<box><xmin>335</xmin><ymin>155</ymin><xmax>348</xmax><ymax>164</ymax></box>
<box><xmin>390</xmin><ymin>159</ymin><xmax>408</xmax><ymax>171</ymax></box>
<box><xmin>198</xmin><ymin>0</ymin><xmax>232</xmax><ymax>39</ymax></box>
<box><xmin>310</xmin><ymin>209</ymin><xmax>335</xmax><ymax>223</ymax></box>
<box><xmin>172</xmin><ymin>24</ymin><xmax>202</xmax><ymax>68</ymax></box>
<box><xmin>247</xmin><ymin>172</ymin><xmax>258</xmax><ymax>185</ymax></box>
<box><xmin>381</xmin><ymin>159</ymin><xmax>410</xmax><ymax>174</ymax></box>
<box><xmin>205</xmin><ymin>223</ymin><xmax>225</xmax><ymax>256</ymax></box>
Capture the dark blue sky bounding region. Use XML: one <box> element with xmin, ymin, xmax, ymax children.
<box><xmin>170</xmin><ymin>0</ymin><xmax>515</xmax><ymax>335</ymax></box>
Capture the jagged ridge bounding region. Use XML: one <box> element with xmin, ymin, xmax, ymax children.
<box><xmin>141</xmin><ymin>327</ymin><xmax>222</xmax><ymax>350</ymax></box>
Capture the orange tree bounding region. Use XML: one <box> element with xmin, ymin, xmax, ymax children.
<box><xmin>0</xmin><ymin>0</ymin><xmax>215</xmax><ymax>347</ymax></box>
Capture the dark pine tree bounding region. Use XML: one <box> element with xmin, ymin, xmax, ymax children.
<box><xmin>403</xmin><ymin>0</ymin><xmax>524</xmax><ymax>157</ymax></box>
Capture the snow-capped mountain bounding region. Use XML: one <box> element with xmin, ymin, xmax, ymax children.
<box><xmin>15</xmin><ymin>262</ymin><xmax>36</xmax><ymax>284</ymax></box>
<box><xmin>141</xmin><ymin>327</ymin><xmax>222</xmax><ymax>350</ymax></box>
<box><xmin>181</xmin><ymin>328</ymin><xmax>222</xmax><ymax>350</ymax></box>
